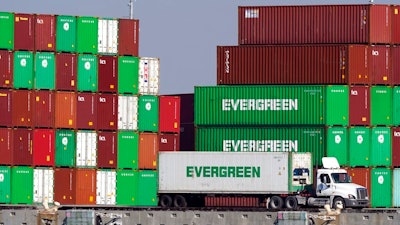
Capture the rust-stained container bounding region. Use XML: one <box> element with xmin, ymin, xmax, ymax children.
<box><xmin>76</xmin><ymin>92</ymin><xmax>97</xmax><ymax>130</ymax></box>
<box><xmin>392</xmin><ymin>6</ymin><xmax>400</xmax><ymax>44</ymax></box>
<box><xmin>97</xmin><ymin>93</ymin><xmax>117</xmax><ymax>130</ymax></box>
<box><xmin>75</xmin><ymin>168</ymin><xmax>96</xmax><ymax>205</ymax></box>
<box><xmin>118</xmin><ymin>19</ymin><xmax>139</xmax><ymax>56</ymax></box>
<box><xmin>0</xmin><ymin>128</ymin><xmax>13</xmax><ymax>165</ymax></box>
<box><xmin>349</xmin><ymin>86</ymin><xmax>370</xmax><ymax>126</ymax></box>
<box><xmin>56</xmin><ymin>53</ymin><xmax>77</xmax><ymax>91</ymax></box>
<box><xmin>0</xmin><ymin>50</ymin><xmax>13</xmax><ymax>88</ymax></box>
<box><xmin>14</xmin><ymin>13</ymin><xmax>35</xmax><ymax>51</ymax></box>
<box><xmin>159</xmin><ymin>133</ymin><xmax>180</xmax><ymax>151</ymax></box>
<box><xmin>138</xmin><ymin>132</ymin><xmax>159</xmax><ymax>170</ymax></box>
<box><xmin>33</xmin><ymin>129</ymin><xmax>55</xmax><ymax>167</ymax></box>
<box><xmin>369</xmin><ymin>45</ymin><xmax>391</xmax><ymax>85</ymax></box>
<box><xmin>393</xmin><ymin>46</ymin><xmax>400</xmax><ymax>85</ymax></box>
<box><xmin>238</xmin><ymin>4</ymin><xmax>393</xmax><ymax>45</ymax></box>
<box><xmin>54</xmin><ymin>168</ymin><xmax>75</xmax><ymax>204</ymax></box>
<box><xmin>159</xmin><ymin>96</ymin><xmax>180</xmax><ymax>133</ymax></box>
<box><xmin>35</xmin><ymin>14</ymin><xmax>56</xmax><ymax>52</ymax></box>
<box><xmin>393</xmin><ymin>127</ymin><xmax>400</xmax><ymax>167</ymax></box>
<box><xmin>55</xmin><ymin>91</ymin><xmax>76</xmax><ymax>129</ymax></box>
<box><xmin>0</xmin><ymin>89</ymin><xmax>12</xmax><ymax>127</ymax></box>
<box><xmin>98</xmin><ymin>55</ymin><xmax>118</xmax><ymax>93</ymax></box>
<box><xmin>12</xmin><ymin>128</ymin><xmax>33</xmax><ymax>166</ymax></box>
<box><xmin>347</xmin><ymin>167</ymin><xmax>371</xmax><ymax>201</ymax></box>
<box><xmin>12</xmin><ymin>89</ymin><xmax>33</xmax><ymax>127</ymax></box>
<box><xmin>97</xmin><ymin>131</ymin><xmax>117</xmax><ymax>169</ymax></box>
<box><xmin>33</xmin><ymin>90</ymin><xmax>55</xmax><ymax>128</ymax></box>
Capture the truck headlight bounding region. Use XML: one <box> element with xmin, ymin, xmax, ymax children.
<box><xmin>348</xmin><ymin>194</ymin><xmax>356</xmax><ymax>199</ymax></box>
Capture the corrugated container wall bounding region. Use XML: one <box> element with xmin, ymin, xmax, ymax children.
<box><xmin>97</xmin><ymin>93</ymin><xmax>117</xmax><ymax>131</ymax></box>
<box><xmin>11</xmin><ymin>166</ymin><xmax>33</xmax><ymax>204</ymax></box>
<box><xmin>348</xmin><ymin>167</ymin><xmax>371</xmax><ymax>199</ymax></box>
<box><xmin>391</xmin><ymin>5</ymin><xmax>400</xmax><ymax>44</ymax></box>
<box><xmin>56</xmin><ymin>53</ymin><xmax>77</xmax><ymax>91</ymax></box>
<box><xmin>33</xmin><ymin>129</ymin><xmax>55</xmax><ymax>167</ymax></box>
<box><xmin>56</xmin><ymin>15</ymin><xmax>76</xmax><ymax>53</ymax></box>
<box><xmin>393</xmin><ymin>127</ymin><xmax>400</xmax><ymax>167</ymax></box>
<box><xmin>159</xmin><ymin>96</ymin><xmax>180</xmax><ymax>133</ymax></box>
<box><xmin>138</xmin><ymin>132</ymin><xmax>159</xmax><ymax>170</ymax></box>
<box><xmin>35</xmin><ymin>14</ymin><xmax>55</xmax><ymax>52</ymax></box>
<box><xmin>326</xmin><ymin>127</ymin><xmax>348</xmax><ymax>166</ymax></box>
<box><xmin>14</xmin><ymin>13</ymin><xmax>35</xmax><ymax>51</ymax></box>
<box><xmin>159</xmin><ymin>133</ymin><xmax>180</xmax><ymax>151</ymax></box>
<box><xmin>98</xmin><ymin>18</ymin><xmax>118</xmax><ymax>55</ymax></box>
<box><xmin>75</xmin><ymin>168</ymin><xmax>96</xmax><ymax>205</ymax></box>
<box><xmin>13</xmin><ymin>51</ymin><xmax>34</xmax><ymax>89</ymax></box>
<box><xmin>54</xmin><ymin>168</ymin><xmax>76</xmax><ymax>204</ymax></box>
<box><xmin>0</xmin><ymin>89</ymin><xmax>12</xmax><ymax>127</ymax></box>
<box><xmin>77</xmin><ymin>54</ymin><xmax>98</xmax><ymax>92</ymax></box>
<box><xmin>370</xmin><ymin>86</ymin><xmax>392</xmax><ymax>126</ymax></box>
<box><xmin>0</xmin><ymin>166</ymin><xmax>11</xmax><ymax>203</ymax></box>
<box><xmin>393</xmin><ymin>47</ymin><xmax>400</xmax><ymax>85</ymax></box>
<box><xmin>55</xmin><ymin>91</ymin><xmax>76</xmax><ymax>129</ymax></box>
<box><xmin>393</xmin><ymin>168</ymin><xmax>400</xmax><ymax>207</ymax></box>
<box><xmin>76</xmin><ymin>130</ymin><xmax>97</xmax><ymax>168</ymax></box>
<box><xmin>370</xmin><ymin>127</ymin><xmax>391</xmax><ymax>167</ymax></box>
<box><xmin>394</xmin><ymin>87</ymin><xmax>400</xmax><ymax>126</ymax></box>
<box><xmin>0</xmin><ymin>50</ymin><xmax>13</xmax><ymax>88</ymax></box>
<box><xmin>138</xmin><ymin>95</ymin><xmax>159</xmax><ymax>132</ymax></box>
<box><xmin>139</xmin><ymin>57</ymin><xmax>160</xmax><ymax>95</ymax></box>
<box><xmin>118</xmin><ymin>56</ymin><xmax>139</xmax><ymax>94</ymax></box>
<box><xmin>96</xmin><ymin>169</ymin><xmax>116</xmax><ymax>205</ymax></box>
<box><xmin>33</xmin><ymin>167</ymin><xmax>54</xmax><ymax>204</ymax></box>
<box><xmin>12</xmin><ymin>128</ymin><xmax>33</xmax><ymax>166</ymax></box>
<box><xmin>97</xmin><ymin>131</ymin><xmax>117</xmax><ymax>169</ymax></box>
<box><xmin>371</xmin><ymin>167</ymin><xmax>392</xmax><ymax>208</ymax></box>
<box><xmin>76</xmin><ymin>92</ymin><xmax>97</xmax><ymax>130</ymax></box>
<box><xmin>76</xmin><ymin>16</ymin><xmax>98</xmax><ymax>54</ymax></box>
<box><xmin>0</xmin><ymin>128</ymin><xmax>13</xmax><ymax>165</ymax></box>
<box><xmin>98</xmin><ymin>55</ymin><xmax>118</xmax><ymax>93</ymax></box>
<box><xmin>116</xmin><ymin>169</ymin><xmax>138</xmax><ymax>206</ymax></box>
<box><xmin>34</xmin><ymin>52</ymin><xmax>55</xmax><ymax>90</ymax></box>
<box><xmin>369</xmin><ymin>45</ymin><xmax>391</xmax><ymax>85</ymax></box>
<box><xmin>137</xmin><ymin>170</ymin><xmax>158</xmax><ymax>206</ymax></box>
<box><xmin>0</xmin><ymin>12</ymin><xmax>14</xmax><ymax>50</ymax></box>
<box><xmin>117</xmin><ymin>131</ymin><xmax>138</xmax><ymax>169</ymax></box>
<box><xmin>12</xmin><ymin>89</ymin><xmax>33</xmax><ymax>128</ymax></box>
<box><xmin>55</xmin><ymin>129</ymin><xmax>76</xmax><ymax>167</ymax></box>
<box><xmin>348</xmin><ymin>127</ymin><xmax>370</xmax><ymax>167</ymax></box>
<box><xmin>118</xmin><ymin>95</ymin><xmax>138</xmax><ymax>130</ymax></box>
<box><xmin>326</xmin><ymin>85</ymin><xmax>349</xmax><ymax>126</ymax></box>
<box><xmin>118</xmin><ymin>19</ymin><xmax>139</xmax><ymax>56</ymax></box>
<box><xmin>349</xmin><ymin>86</ymin><xmax>370</xmax><ymax>126</ymax></box>
<box><xmin>33</xmin><ymin>90</ymin><xmax>55</xmax><ymax>128</ymax></box>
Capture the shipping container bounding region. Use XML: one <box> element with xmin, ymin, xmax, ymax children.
<box><xmin>138</xmin><ymin>95</ymin><xmax>159</xmax><ymax>132</ymax></box>
<box><xmin>118</xmin><ymin>94</ymin><xmax>138</xmax><ymax>130</ymax></box>
<box><xmin>12</xmin><ymin>128</ymin><xmax>33</xmax><ymax>166</ymax></box>
<box><xmin>118</xmin><ymin>19</ymin><xmax>139</xmax><ymax>56</ymax></box>
<box><xmin>371</xmin><ymin>167</ymin><xmax>392</xmax><ymax>208</ymax></box>
<box><xmin>238</xmin><ymin>4</ymin><xmax>393</xmax><ymax>45</ymax></box>
<box><xmin>77</xmin><ymin>54</ymin><xmax>98</xmax><ymax>92</ymax></box>
<box><xmin>347</xmin><ymin>167</ymin><xmax>371</xmax><ymax>202</ymax></box>
<box><xmin>55</xmin><ymin>91</ymin><xmax>76</xmax><ymax>129</ymax></box>
<box><xmin>96</xmin><ymin>169</ymin><xmax>116</xmax><ymax>205</ymax></box>
<box><xmin>137</xmin><ymin>170</ymin><xmax>158</xmax><ymax>206</ymax></box>
<box><xmin>139</xmin><ymin>57</ymin><xmax>160</xmax><ymax>95</ymax></box>
<box><xmin>98</xmin><ymin>18</ymin><xmax>118</xmax><ymax>55</ymax></box>
<box><xmin>35</xmin><ymin>14</ymin><xmax>56</xmax><ymax>51</ymax></box>
<box><xmin>13</xmin><ymin>51</ymin><xmax>34</xmax><ymax>89</ymax></box>
<box><xmin>98</xmin><ymin>55</ymin><xmax>118</xmax><ymax>93</ymax></box>
<box><xmin>391</xmin><ymin>5</ymin><xmax>400</xmax><ymax>45</ymax></box>
<box><xmin>34</xmin><ymin>52</ymin><xmax>55</xmax><ymax>90</ymax></box>
<box><xmin>12</xmin><ymin>89</ymin><xmax>33</xmax><ymax>127</ymax></box>
<box><xmin>33</xmin><ymin>129</ymin><xmax>55</xmax><ymax>167</ymax></box>
<box><xmin>55</xmin><ymin>129</ymin><xmax>76</xmax><ymax>167</ymax></box>
<box><xmin>370</xmin><ymin>86</ymin><xmax>392</xmax><ymax>126</ymax></box>
<box><xmin>159</xmin><ymin>133</ymin><xmax>180</xmax><ymax>151</ymax></box>
<box><xmin>97</xmin><ymin>93</ymin><xmax>117</xmax><ymax>130</ymax></box>
<box><xmin>176</xmin><ymin>93</ymin><xmax>194</xmax><ymax>123</ymax></box>
<box><xmin>76</xmin><ymin>16</ymin><xmax>98</xmax><ymax>54</ymax></box>
<box><xmin>0</xmin><ymin>50</ymin><xmax>13</xmax><ymax>88</ymax></box>
<box><xmin>394</xmin><ymin>87</ymin><xmax>400</xmax><ymax>126</ymax></box>
<box><xmin>33</xmin><ymin>167</ymin><xmax>54</xmax><ymax>204</ymax></box>
<box><xmin>138</xmin><ymin>132</ymin><xmax>158</xmax><ymax>170</ymax></box>
<box><xmin>0</xmin><ymin>89</ymin><xmax>12</xmax><ymax>127</ymax></box>
<box><xmin>97</xmin><ymin>131</ymin><xmax>117</xmax><ymax>169</ymax></box>
<box><xmin>76</xmin><ymin>130</ymin><xmax>97</xmax><ymax>168</ymax></box>
<box><xmin>11</xmin><ymin>166</ymin><xmax>33</xmax><ymax>204</ymax></box>
<box><xmin>116</xmin><ymin>169</ymin><xmax>138</xmax><ymax>206</ymax></box>
<box><xmin>179</xmin><ymin>123</ymin><xmax>195</xmax><ymax>151</ymax></box>
<box><xmin>54</xmin><ymin>168</ymin><xmax>76</xmax><ymax>204</ymax></box>
<box><xmin>0</xmin><ymin>12</ymin><xmax>14</xmax><ymax>50</ymax></box>
<box><xmin>159</xmin><ymin>96</ymin><xmax>180</xmax><ymax>133</ymax></box>
<box><xmin>55</xmin><ymin>53</ymin><xmax>77</xmax><ymax>91</ymax></box>
<box><xmin>369</xmin><ymin>45</ymin><xmax>391</xmax><ymax>85</ymax></box>
<box><xmin>393</xmin><ymin>168</ymin><xmax>400</xmax><ymax>207</ymax></box>
<box><xmin>33</xmin><ymin>90</ymin><xmax>55</xmax><ymax>128</ymax></box>
<box><xmin>393</xmin><ymin>127</ymin><xmax>400</xmax><ymax>167</ymax></box>
<box><xmin>326</xmin><ymin>127</ymin><xmax>348</xmax><ymax>166</ymax></box>
<box><xmin>393</xmin><ymin>46</ymin><xmax>400</xmax><ymax>85</ymax></box>
<box><xmin>0</xmin><ymin>128</ymin><xmax>13</xmax><ymax>165</ymax></box>
<box><xmin>118</xmin><ymin>56</ymin><xmax>139</xmax><ymax>94</ymax></box>
<box><xmin>117</xmin><ymin>131</ymin><xmax>138</xmax><ymax>169</ymax></box>
<box><xmin>56</xmin><ymin>15</ymin><xmax>76</xmax><ymax>53</ymax></box>
<box><xmin>348</xmin><ymin>127</ymin><xmax>370</xmax><ymax>167</ymax></box>
<box><xmin>326</xmin><ymin>85</ymin><xmax>349</xmax><ymax>126</ymax></box>
<box><xmin>195</xmin><ymin>85</ymin><xmax>325</xmax><ymax>126</ymax></box>
<box><xmin>349</xmin><ymin>86</ymin><xmax>370</xmax><ymax>126</ymax></box>
<box><xmin>0</xmin><ymin>166</ymin><xmax>11</xmax><ymax>203</ymax></box>
<box><xmin>75</xmin><ymin>168</ymin><xmax>96</xmax><ymax>205</ymax></box>
<box><xmin>370</xmin><ymin>127</ymin><xmax>392</xmax><ymax>167</ymax></box>
<box><xmin>76</xmin><ymin>92</ymin><xmax>97</xmax><ymax>129</ymax></box>
<box><xmin>14</xmin><ymin>13</ymin><xmax>34</xmax><ymax>51</ymax></box>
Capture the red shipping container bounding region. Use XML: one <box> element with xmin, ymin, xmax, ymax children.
<box><xmin>12</xmin><ymin>128</ymin><xmax>33</xmax><ymax>166</ymax></box>
<box><xmin>75</xmin><ymin>168</ymin><xmax>96</xmax><ymax>205</ymax></box>
<box><xmin>159</xmin><ymin>96</ymin><xmax>180</xmax><ymax>133</ymax></box>
<box><xmin>349</xmin><ymin>86</ymin><xmax>371</xmax><ymax>126</ymax></box>
<box><xmin>98</xmin><ymin>55</ymin><xmax>118</xmax><ymax>93</ymax></box>
<box><xmin>55</xmin><ymin>91</ymin><xmax>76</xmax><ymax>129</ymax></box>
<box><xmin>33</xmin><ymin>129</ymin><xmax>55</xmax><ymax>166</ymax></box>
<box><xmin>0</xmin><ymin>128</ymin><xmax>13</xmax><ymax>165</ymax></box>
<box><xmin>97</xmin><ymin>131</ymin><xmax>117</xmax><ymax>168</ymax></box>
<box><xmin>393</xmin><ymin>46</ymin><xmax>400</xmax><ymax>85</ymax></box>
<box><xmin>348</xmin><ymin>45</ymin><xmax>369</xmax><ymax>85</ymax></box>
<box><xmin>0</xmin><ymin>89</ymin><xmax>12</xmax><ymax>127</ymax></box>
<box><xmin>97</xmin><ymin>93</ymin><xmax>117</xmax><ymax>130</ymax></box>
<box><xmin>392</xmin><ymin>6</ymin><xmax>400</xmax><ymax>44</ymax></box>
<box><xmin>0</xmin><ymin>50</ymin><xmax>13</xmax><ymax>88</ymax></box>
<box><xmin>118</xmin><ymin>19</ymin><xmax>139</xmax><ymax>56</ymax></box>
<box><xmin>179</xmin><ymin>123</ymin><xmax>194</xmax><ymax>151</ymax></box>
<box><xmin>392</xmin><ymin>127</ymin><xmax>400</xmax><ymax>167</ymax></box>
<box><xmin>347</xmin><ymin>167</ymin><xmax>371</xmax><ymax>202</ymax></box>
<box><xmin>33</xmin><ymin>90</ymin><xmax>55</xmax><ymax>128</ymax></box>
<box><xmin>138</xmin><ymin>132</ymin><xmax>159</xmax><ymax>170</ymax></box>
<box><xmin>369</xmin><ymin>45</ymin><xmax>391</xmax><ymax>85</ymax></box>
<box><xmin>54</xmin><ymin>168</ymin><xmax>76</xmax><ymax>204</ymax></box>
<box><xmin>76</xmin><ymin>92</ymin><xmax>97</xmax><ymax>130</ymax></box>
<box><xmin>14</xmin><ymin>13</ymin><xmax>35</xmax><ymax>51</ymax></box>
<box><xmin>35</xmin><ymin>14</ymin><xmax>56</xmax><ymax>51</ymax></box>
<box><xmin>56</xmin><ymin>53</ymin><xmax>77</xmax><ymax>91</ymax></box>
<box><xmin>12</xmin><ymin>90</ymin><xmax>33</xmax><ymax>127</ymax></box>
<box><xmin>159</xmin><ymin>133</ymin><xmax>180</xmax><ymax>151</ymax></box>
<box><xmin>238</xmin><ymin>4</ymin><xmax>392</xmax><ymax>45</ymax></box>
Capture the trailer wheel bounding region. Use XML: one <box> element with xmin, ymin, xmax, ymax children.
<box><xmin>333</xmin><ymin>197</ymin><xmax>345</xmax><ymax>209</ymax></box>
<box><xmin>269</xmin><ymin>196</ymin><xmax>283</xmax><ymax>209</ymax></box>
<box><xmin>174</xmin><ymin>195</ymin><xmax>187</xmax><ymax>208</ymax></box>
<box><xmin>159</xmin><ymin>195</ymin><xmax>173</xmax><ymax>208</ymax></box>
<box><xmin>285</xmin><ymin>196</ymin><xmax>298</xmax><ymax>210</ymax></box>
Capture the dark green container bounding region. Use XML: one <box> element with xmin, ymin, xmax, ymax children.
<box><xmin>56</xmin><ymin>15</ymin><xmax>77</xmax><ymax>52</ymax></box>
<box><xmin>371</xmin><ymin>167</ymin><xmax>392</xmax><ymax>208</ymax></box>
<box><xmin>11</xmin><ymin>166</ymin><xmax>33</xmax><ymax>204</ymax></box>
<box><xmin>0</xmin><ymin>166</ymin><xmax>11</xmax><ymax>203</ymax></box>
<box><xmin>393</xmin><ymin>86</ymin><xmax>400</xmax><ymax>126</ymax></box>
<box><xmin>370</xmin><ymin>86</ymin><xmax>392</xmax><ymax>126</ymax></box>
<box><xmin>326</xmin><ymin>126</ymin><xmax>348</xmax><ymax>166</ymax></box>
<box><xmin>137</xmin><ymin>170</ymin><xmax>158</xmax><ymax>206</ymax></box>
<box><xmin>77</xmin><ymin>54</ymin><xmax>98</xmax><ymax>92</ymax></box>
<box><xmin>325</xmin><ymin>85</ymin><xmax>349</xmax><ymax>126</ymax></box>
<box><xmin>348</xmin><ymin>127</ymin><xmax>370</xmax><ymax>167</ymax></box>
<box><xmin>370</xmin><ymin>127</ymin><xmax>391</xmax><ymax>167</ymax></box>
<box><xmin>116</xmin><ymin>169</ymin><xmax>138</xmax><ymax>206</ymax></box>
<box><xmin>118</xmin><ymin>56</ymin><xmax>139</xmax><ymax>94</ymax></box>
<box><xmin>35</xmin><ymin>52</ymin><xmax>55</xmax><ymax>90</ymax></box>
<box><xmin>14</xmin><ymin>51</ymin><xmax>34</xmax><ymax>89</ymax></box>
<box><xmin>76</xmin><ymin>16</ymin><xmax>98</xmax><ymax>54</ymax></box>
<box><xmin>117</xmin><ymin>131</ymin><xmax>138</xmax><ymax>169</ymax></box>
<box><xmin>138</xmin><ymin>95</ymin><xmax>159</xmax><ymax>132</ymax></box>
<box><xmin>0</xmin><ymin>12</ymin><xmax>14</xmax><ymax>50</ymax></box>
<box><xmin>55</xmin><ymin>129</ymin><xmax>76</xmax><ymax>167</ymax></box>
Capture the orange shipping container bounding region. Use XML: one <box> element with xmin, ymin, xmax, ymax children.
<box><xmin>55</xmin><ymin>91</ymin><xmax>76</xmax><ymax>129</ymax></box>
<box><xmin>138</xmin><ymin>132</ymin><xmax>159</xmax><ymax>170</ymax></box>
<box><xmin>75</xmin><ymin>168</ymin><xmax>96</xmax><ymax>205</ymax></box>
<box><xmin>348</xmin><ymin>167</ymin><xmax>371</xmax><ymax>202</ymax></box>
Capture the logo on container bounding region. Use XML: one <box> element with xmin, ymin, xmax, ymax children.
<box><xmin>36</xmin><ymin>18</ymin><xmax>44</xmax><ymax>24</ymax></box>
<box><xmin>84</xmin><ymin>62</ymin><xmax>91</xmax><ymax>70</ymax></box>
<box><xmin>160</xmin><ymin>138</ymin><xmax>167</xmax><ymax>144</ymax></box>
<box><xmin>145</xmin><ymin>102</ymin><xmax>152</xmax><ymax>111</ymax></box>
<box><xmin>371</xmin><ymin>50</ymin><xmax>379</xmax><ymax>56</ymax></box>
<box><xmin>99</xmin><ymin>59</ymin><xmax>106</xmax><ymax>65</ymax></box>
<box><xmin>224</xmin><ymin>50</ymin><xmax>230</xmax><ymax>74</ymax></box>
<box><xmin>350</xmin><ymin>90</ymin><xmax>358</xmax><ymax>95</ymax></box>
<box><xmin>20</xmin><ymin>59</ymin><xmax>27</xmax><ymax>67</ymax></box>
<box><xmin>62</xmin><ymin>137</ymin><xmax>68</xmax><ymax>146</ymax></box>
<box><xmin>223</xmin><ymin>140</ymin><xmax>298</xmax><ymax>152</ymax></box>
<box><xmin>63</xmin><ymin>22</ymin><xmax>70</xmax><ymax>31</ymax></box>
<box><xmin>77</xmin><ymin>96</ymin><xmax>85</xmax><ymax>102</ymax></box>
<box><xmin>394</xmin><ymin>131</ymin><xmax>400</xmax><ymax>137</ymax></box>
<box><xmin>41</xmin><ymin>59</ymin><xmax>48</xmax><ymax>68</ymax></box>
<box><xmin>99</xmin><ymin>135</ymin><xmax>106</xmax><ymax>141</ymax></box>
<box><xmin>98</xmin><ymin>97</ymin><xmax>106</xmax><ymax>103</ymax></box>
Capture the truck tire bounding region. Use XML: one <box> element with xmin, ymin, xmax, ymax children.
<box><xmin>174</xmin><ymin>195</ymin><xmax>187</xmax><ymax>208</ymax></box>
<box><xmin>160</xmin><ymin>195</ymin><xmax>173</xmax><ymax>208</ymax></box>
<box><xmin>285</xmin><ymin>196</ymin><xmax>298</xmax><ymax>210</ymax></box>
<box><xmin>333</xmin><ymin>197</ymin><xmax>345</xmax><ymax>209</ymax></box>
<box><xmin>269</xmin><ymin>196</ymin><xmax>283</xmax><ymax>209</ymax></box>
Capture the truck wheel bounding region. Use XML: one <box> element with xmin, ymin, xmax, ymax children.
<box><xmin>285</xmin><ymin>196</ymin><xmax>298</xmax><ymax>210</ymax></box>
<box><xmin>174</xmin><ymin>195</ymin><xmax>187</xmax><ymax>208</ymax></box>
<box><xmin>333</xmin><ymin>197</ymin><xmax>345</xmax><ymax>209</ymax></box>
<box><xmin>269</xmin><ymin>196</ymin><xmax>283</xmax><ymax>209</ymax></box>
<box><xmin>159</xmin><ymin>195</ymin><xmax>173</xmax><ymax>208</ymax></box>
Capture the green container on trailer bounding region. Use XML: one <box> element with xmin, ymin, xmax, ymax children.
<box><xmin>0</xmin><ymin>166</ymin><xmax>11</xmax><ymax>203</ymax></box>
<box><xmin>138</xmin><ymin>95</ymin><xmax>159</xmax><ymax>132</ymax></box>
<box><xmin>393</xmin><ymin>86</ymin><xmax>400</xmax><ymax>126</ymax></box>
<box><xmin>14</xmin><ymin>51</ymin><xmax>34</xmax><ymax>89</ymax></box>
<box><xmin>77</xmin><ymin>54</ymin><xmax>98</xmax><ymax>92</ymax></box>
<box><xmin>55</xmin><ymin>129</ymin><xmax>76</xmax><ymax>167</ymax></box>
<box><xmin>0</xmin><ymin>12</ymin><xmax>14</xmax><ymax>50</ymax></box>
<box><xmin>371</xmin><ymin>167</ymin><xmax>392</xmax><ymax>208</ymax></box>
<box><xmin>56</xmin><ymin>15</ymin><xmax>77</xmax><ymax>52</ymax></box>
<box><xmin>326</xmin><ymin>85</ymin><xmax>349</xmax><ymax>126</ymax></box>
<box><xmin>137</xmin><ymin>170</ymin><xmax>158</xmax><ymax>206</ymax></box>
<box><xmin>194</xmin><ymin>85</ymin><xmax>325</xmax><ymax>126</ymax></box>
<box><xmin>76</xmin><ymin>16</ymin><xmax>98</xmax><ymax>54</ymax></box>
<box><xmin>116</xmin><ymin>169</ymin><xmax>138</xmax><ymax>206</ymax></box>
<box><xmin>117</xmin><ymin>131</ymin><xmax>138</xmax><ymax>169</ymax></box>
<box><xmin>348</xmin><ymin>127</ymin><xmax>370</xmax><ymax>167</ymax></box>
<box><xmin>11</xmin><ymin>166</ymin><xmax>33</xmax><ymax>204</ymax></box>
<box><xmin>370</xmin><ymin>86</ymin><xmax>392</xmax><ymax>126</ymax></box>
<box><xmin>35</xmin><ymin>52</ymin><xmax>55</xmax><ymax>90</ymax></box>
<box><xmin>326</xmin><ymin>126</ymin><xmax>348</xmax><ymax>166</ymax></box>
<box><xmin>370</xmin><ymin>127</ymin><xmax>391</xmax><ymax>167</ymax></box>
<box><xmin>118</xmin><ymin>56</ymin><xmax>139</xmax><ymax>94</ymax></box>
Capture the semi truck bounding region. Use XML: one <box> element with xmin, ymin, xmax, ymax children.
<box><xmin>157</xmin><ymin>151</ymin><xmax>369</xmax><ymax>209</ymax></box>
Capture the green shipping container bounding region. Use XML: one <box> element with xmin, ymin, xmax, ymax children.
<box><xmin>325</xmin><ymin>85</ymin><xmax>349</xmax><ymax>126</ymax></box>
<box><xmin>138</xmin><ymin>95</ymin><xmax>159</xmax><ymax>132</ymax></box>
<box><xmin>56</xmin><ymin>15</ymin><xmax>77</xmax><ymax>52</ymax></box>
<box><xmin>77</xmin><ymin>54</ymin><xmax>98</xmax><ymax>92</ymax></box>
<box><xmin>371</xmin><ymin>167</ymin><xmax>392</xmax><ymax>208</ymax></box>
<box><xmin>348</xmin><ymin>127</ymin><xmax>370</xmax><ymax>167</ymax></box>
<box><xmin>0</xmin><ymin>12</ymin><xmax>14</xmax><ymax>50</ymax></box>
<box><xmin>370</xmin><ymin>86</ymin><xmax>392</xmax><ymax>126</ymax></box>
<box><xmin>118</xmin><ymin>56</ymin><xmax>139</xmax><ymax>94</ymax></box>
<box><xmin>117</xmin><ymin>131</ymin><xmax>138</xmax><ymax>169</ymax></box>
<box><xmin>11</xmin><ymin>166</ymin><xmax>33</xmax><ymax>204</ymax></box>
<box><xmin>370</xmin><ymin>127</ymin><xmax>391</xmax><ymax>167</ymax></box>
<box><xmin>326</xmin><ymin>126</ymin><xmax>348</xmax><ymax>166</ymax></box>
<box><xmin>137</xmin><ymin>170</ymin><xmax>158</xmax><ymax>206</ymax></box>
<box><xmin>55</xmin><ymin>129</ymin><xmax>76</xmax><ymax>167</ymax></box>
<box><xmin>116</xmin><ymin>169</ymin><xmax>138</xmax><ymax>206</ymax></box>
<box><xmin>194</xmin><ymin>85</ymin><xmax>325</xmax><ymax>126</ymax></box>
<box><xmin>77</xmin><ymin>16</ymin><xmax>98</xmax><ymax>54</ymax></box>
<box><xmin>14</xmin><ymin>51</ymin><xmax>34</xmax><ymax>89</ymax></box>
<box><xmin>393</xmin><ymin>86</ymin><xmax>400</xmax><ymax>126</ymax></box>
<box><xmin>0</xmin><ymin>166</ymin><xmax>11</xmax><ymax>203</ymax></box>
<box><xmin>35</xmin><ymin>52</ymin><xmax>55</xmax><ymax>90</ymax></box>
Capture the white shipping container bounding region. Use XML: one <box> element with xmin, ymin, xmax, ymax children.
<box><xmin>33</xmin><ymin>167</ymin><xmax>54</xmax><ymax>204</ymax></box>
<box><xmin>98</xmin><ymin>18</ymin><xmax>119</xmax><ymax>55</ymax></box>
<box><xmin>139</xmin><ymin>57</ymin><xmax>160</xmax><ymax>95</ymax></box>
<box><xmin>76</xmin><ymin>131</ymin><xmax>97</xmax><ymax>167</ymax></box>
<box><xmin>96</xmin><ymin>170</ymin><xmax>116</xmax><ymax>205</ymax></box>
<box><xmin>118</xmin><ymin>95</ymin><xmax>138</xmax><ymax>130</ymax></box>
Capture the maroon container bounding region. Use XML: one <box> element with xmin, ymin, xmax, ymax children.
<box><xmin>97</xmin><ymin>131</ymin><xmax>117</xmax><ymax>169</ymax></box>
<box><xmin>179</xmin><ymin>123</ymin><xmax>194</xmax><ymax>151</ymax></box>
<box><xmin>176</xmin><ymin>94</ymin><xmax>194</xmax><ymax>123</ymax></box>
<box><xmin>0</xmin><ymin>128</ymin><xmax>13</xmax><ymax>165</ymax></box>
<box><xmin>98</xmin><ymin>55</ymin><xmax>118</xmax><ymax>93</ymax></box>
<box><xmin>33</xmin><ymin>129</ymin><xmax>55</xmax><ymax>167</ymax></box>
<box><xmin>118</xmin><ymin>19</ymin><xmax>139</xmax><ymax>56</ymax></box>
<box><xmin>56</xmin><ymin>53</ymin><xmax>77</xmax><ymax>91</ymax></box>
<box><xmin>393</xmin><ymin>46</ymin><xmax>400</xmax><ymax>85</ymax></box>
<box><xmin>54</xmin><ymin>168</ymin><xmax>76</xmax><ymax>204</ymax></box>
<box><xmin>369</xmin><ymin>45</ymin><xmax>391</xmax><ymax>85</ymax></box>
<box><xmin>35</xmin><ymin>14</ymin><xmax>56</xmax><ymax>52</ymax></box>
<box><xmin>238</xmin><ymin>4</ymin><xmax>392</xmax><ymax>45</ymax></box>
<box><xmin>12</xmin><ymin>89</ymin><xmax>33</xmax><ymax>127</ymax></box>
<box><xmin>159</xmin><ymin>96</ymin><xmax>180</xmax><ymax>133</ymax></box>
<box><xmin>97</xmin><ymin>93</ymin><xmax>117</xmax><ymax>131</ymax></box>
<box><xmin>138</xmin><ymin>132</ymin><xmax>159</xmax><ymax>170</ymax></box>
<box><xmin>392</xmin><ymin>127</ymin><xmax>400</xmax><ymax>167</ymax></box>
<box><xmin>33</xmin><ymin>90</ymin><xmax>55</xmax><ymax>128</ymax></box>
<box><xmin>349</xmin><ymin>86</ymin><xmax>370</xmax><ymax>126</ymax></box>
<box><xmin>348</xmin><ymin>45</ymin><xmax>369</xmax><ymax>85</ymax></box>
<box><xmin>392</xmin><ymin>6</ymin><xmax>400</xmax><ymax>44</ymax></box>
<box><xmin>12</xmin><ymin>128</ymin><xmax>33</xmax><ymax>166</ymax></box>
<box><xmin>347</xmin><ymin>167</ymin><xmax>371</xmax><ymax>201</ymax></box>
<box><xmin>0</xmin><ymin>89</ymin><xmax>12</xmax><ymax>127</ymax></box>
<box><xmin>0</xmin><ymin>50</ymin><xmax>13</xmax><ymax>88</ymax></box>
<box><xmin>76</xmin><ymin>92</ymin><xmax>97</xmax><ymax>130</ymax></box>
<box><xmin>159</xmin><ymin>133</ymin><xmax>180</xmax><ymax>151</ymax></box>
<box><xmin>55</xmin><ymin>91</ymin><xmax>77</xmax><ymax>129</ymax></box>
<box><xmin>14</xmin><ymin>13</ymin><xmax>35</xmax><ymax>51</ymax></box>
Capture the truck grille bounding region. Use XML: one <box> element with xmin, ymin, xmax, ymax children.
<box><xmin>357</xmin><ymin>188</ymin><xmax>368</xmax><ymax>199</ymax></box>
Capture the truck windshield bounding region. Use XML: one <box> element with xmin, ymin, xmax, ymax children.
<box><xmin>331</xmin><ymin>173</ymin><xmax>351</xmax><ymax>183</ymax></box>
